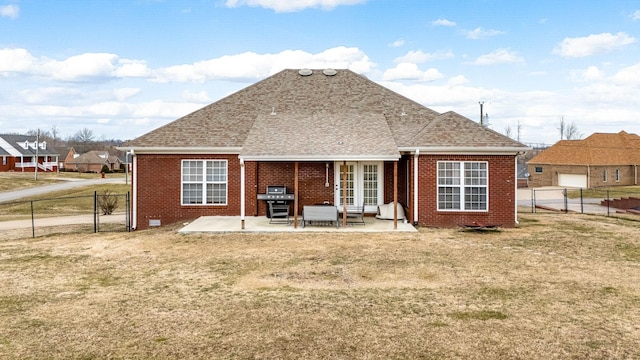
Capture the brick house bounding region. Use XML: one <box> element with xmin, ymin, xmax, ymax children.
<box><xmin>66</xmin><ymin>150</ymin><xmax>122</xmax><ymax>173</ymax></box>
<box><xmin>122</xmin><ymin>69</ymin><xmax>529</xmax><ymax>230</ymax></box>
<box><xmin>0</xmin><ymin>134</ymin><xmax>59</xmax><ymax>172</ymax></box>
<box><xmin>527</xmin><ymin>131</ymin><xmax>640</xmax><ymax>188</ymax></box>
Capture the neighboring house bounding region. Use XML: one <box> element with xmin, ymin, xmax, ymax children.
<box><xmin>52</xmin><ymin>146</ymin><xmax>77</xmax><ymax>170</ymax></box>
<box><xmin>122</xmin><ymin>69</ymin><xmax>529</xmax><ymax>230</ymax></box>
<box><xmin>66</xmin><ymin>150</ymin><xmax>121</xmax><ymax>173</ymax></box>
<box><xmin>0</xmin><ymin>134</ymin><xmax>59</xmax><ymax>172</ymax></box>
<box><xmin>527</xmin><ymin>131</ymin><xmax>640</xmax><ymax>188</ymax></box>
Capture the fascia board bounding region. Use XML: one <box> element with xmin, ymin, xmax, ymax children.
<box><xmin>116</xmin><ymin>147</ymin><xmax>242</xmax><ymax>155</ymax></box>
<box><xmin>239</xmin><ymin>154</ymin><xmax>401</xmax><ymax>162</ymax></box>
<box><xmin>399</xmin><ymin>146</ymin><xmax>531</xmax><ymax>155</ymax></box>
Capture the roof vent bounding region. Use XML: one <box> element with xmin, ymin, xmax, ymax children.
<box><xmin>322</xmin><ymin>68</ymin><xmax>337</xmax><ymax>76</ymax></box>
<box><xmin>298</xmin><ymin>69</ymin><xmax>312</xmax><ymax>76</ymax></box>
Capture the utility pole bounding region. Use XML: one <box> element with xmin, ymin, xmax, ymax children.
<box><xmin>34</xmin><ymin>129</ymin><xmax>39</xmax><ymax>181</ymax></box>
<box><xmin>479</xmin><ymin>101</ymin><xmax>484</xmax><ymax>126</ymax></box>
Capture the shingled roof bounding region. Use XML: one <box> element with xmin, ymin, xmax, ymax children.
<box><xmin>126</xmin><ymin>69</ymin><xmax>527</xmax><ymax>159</ymax></box>
<box><xmin>528</xmin><ymin>131</ymin><xmax>640</xmax><ymax>165</ymax></box>
<box><xmin>0</xmin><ymin>134</ymin><xmax>59</xmax><ymax>157</ymax></box>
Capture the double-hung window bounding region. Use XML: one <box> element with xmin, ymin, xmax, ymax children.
<box><xmin>437</xmin><ymin>161</ymin><xmax>488</xmax><ymax>211</ymax></box>
<box><xmin>181</xmin><ymin>160</ymin><xmax>227</xmax><ymax>205</ymax></box>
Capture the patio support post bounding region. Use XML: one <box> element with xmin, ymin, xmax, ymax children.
<box><xmin>294</xmin><ymin>161</ymin><xmax>299</xmax><ymax>228</ymax></box>
<box><xmin>240</xmin><ymin>158</ymin><xmax>245</xmax><ymax>230</ymax></box>
<box><xmin>394</xmin><ymin>160</ymin><xmax>398</xmax><ymax>230</ymax></box>
<box><xmin>342</xmin><ymin>161</ymin><xmax>347</xmax><ymax>227</ymax></box>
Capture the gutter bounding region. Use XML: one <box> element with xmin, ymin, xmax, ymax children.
<box><xmin>115</xmin><ymin>146</ymin><xmax>242</xmax><ymax>155</ymax></box>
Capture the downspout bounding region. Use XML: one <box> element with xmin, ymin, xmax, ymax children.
<box><xmin>131</xmin><ymin>150</ymin><xmax>137</xmax><ymax>230</ymax></box>
<box><xmin>413</xmin><ymin>149</ymin><xmax>419</xmax><ymax>225</ymax></box>
<box><xmin>587</xmin><ymin>165</ymin><xmax>591</xmax><ymax>189</ymax></box>
<box><xmin>514</xmin><ymin>155</ymin><xmax>519</xmax><ymax>225</ymax></box>
<box><xmin>240</xmin><ymin>158</ymin><xmax>245</xmax><ymax>230</ymax></box>
<box><xmin>635</xmin><ymin>164</ymin><xmax>638</xmax><ymax>185</ymax></box>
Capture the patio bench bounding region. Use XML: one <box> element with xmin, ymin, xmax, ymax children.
<box><xmin>303</xmin><ymin>205</ymin><xmax>339</xmax><ymax>228</ymax></box>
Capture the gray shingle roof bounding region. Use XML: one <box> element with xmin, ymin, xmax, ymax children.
<box><xmin>0</xmin><ymin>134</ymin><xmax>59</xmax><ymax>156</ymax></box>
<box><xmin>126</xmin><ymin>69</ymin><xmax>528</xmax><ymax>158</ymax></box>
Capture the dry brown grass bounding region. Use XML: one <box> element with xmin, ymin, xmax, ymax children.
<box><xmin>0</xmin><ymin>172</ymin><xmax>123</xmax><ymax>193</ymax></box>
<box><xmin>0</xmin><ymin>213</ymin><xmax>638</xmax><ymax>359</ymax></box>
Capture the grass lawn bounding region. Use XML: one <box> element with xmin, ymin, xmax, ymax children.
<box><xmin>0</xmin><ymin>171</ymin><xmax>125</xmax><ymax>192</ymax></box>
<box><xmin>0</xmin><ymin>212</ymin><xmax>638</xmax><ymax>359</ymax></box>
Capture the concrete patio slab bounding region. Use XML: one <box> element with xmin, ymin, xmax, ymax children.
<box><xmin>178</xmin><ymin>215</ymin><xmax>417</xmax><ymax>233</ymax></box>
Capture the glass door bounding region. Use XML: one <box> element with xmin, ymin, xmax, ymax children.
<box><xmin>335</xmin><ymin>162</ymin><xmax>382</xmax><ymax>212</ymax></box>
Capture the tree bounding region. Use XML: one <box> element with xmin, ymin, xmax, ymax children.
<box><xmin>557</xmin><ymin>116</ymin><xmax>566</xmax><ymax>140</ymax></box>
<box><xmin>504</xmin><ymin>125</ymin><xmax>513</xmax><ymax>139</ymax></box>
<box><xmin>72</xmin><ymin>127</ymin><xmax>95</xmax><ymax>144</ymax></box>
<box><xmin>565</xmin><ymin>121</ymin><xmax>583</xmax><ymax>140</ymax></box>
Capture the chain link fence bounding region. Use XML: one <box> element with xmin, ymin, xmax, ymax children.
<box><xmin>520</xmin><ymin>187</ymin><xmax>640</xmax><ymax>218</ymax></box>
<box><xmin>0</xmin><ymin>191</ymin><xmax>130</xmax><ymax>240</ymax></box>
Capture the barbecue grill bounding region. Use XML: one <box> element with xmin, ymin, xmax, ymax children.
<box><xmin>257</xmin><ymin>186</ymin><xmax>294</xmax><ymax>218</ymax></box>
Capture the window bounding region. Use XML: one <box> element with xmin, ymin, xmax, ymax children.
<box><xmin>181</xmin><ymin>160</ymin><xmax>227</xmax><ymax>205</ymax></box>
<box><xmin>535</xmin><ymin>167</ymin><xmax>543</xmax><ymax>173</ymax></box>
<box><xmin>438</xmin><ymin>161</ymin><xmax>488</xmax><ymax>211</ymax></box>
<box><xmin>603</xmin><ymin>169</ymin><xmax>607</xmax><ymax>182</ymax></box>
<box><xmin>615</xmin><ymin>168</ymin><xmax>620</xmax><ymax>182</ymax></box>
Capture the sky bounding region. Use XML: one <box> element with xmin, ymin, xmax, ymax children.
<box><xmin>1</xmin><ymin>0</ymin><xmax>640</xmax><ymax>146</ymax></box>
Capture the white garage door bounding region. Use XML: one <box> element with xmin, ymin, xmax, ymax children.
<box><xmin>558</xmin><ymin>174</ymin><xmax>587</xmax><ymax>188</ymax></box>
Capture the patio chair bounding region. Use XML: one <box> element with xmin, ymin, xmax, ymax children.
<box><xmin>340</xmin><ymin>202</ymin><xmax>365</xmax><ymax>225</ymax></box>
<box><xmin>268</xmin><ymin>202</ymin><xmax>290</xmax><ymax>224</ymax></box>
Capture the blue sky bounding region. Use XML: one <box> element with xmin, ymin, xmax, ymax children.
<box><xmin>1</xmin><ymin>0</ymin><xmax>640</xmax><ymax>145</ymax></box>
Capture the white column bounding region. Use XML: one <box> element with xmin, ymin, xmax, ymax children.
<box><xmin>131</xmin><ymin>150</ymin><xmax>137</xmax><ymax>230</ymax></box>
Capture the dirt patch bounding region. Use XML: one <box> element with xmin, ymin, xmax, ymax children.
<box><xmin>0</xmin><ymin>213</ymin><xmax>638</xmax><ymax>359</ymax></box>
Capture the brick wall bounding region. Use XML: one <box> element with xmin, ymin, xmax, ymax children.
<box><xmin>528</xmin><ymin>164</ymin><xmax>638</xmax><ymax>188</ymax></box>
<box><xmin>134</xmin><ymin>154</ymin><xmax>241</xmax><ymax>230</ymax></box>
<box><xmin>416</xmin><ymin>155</ymin><xmax>517</xmax><ymax>228</ymax></box>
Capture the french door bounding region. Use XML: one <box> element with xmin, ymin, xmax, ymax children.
<box><xmin>334</xmin><ymin>161</ymin><xmax>383</xmax><ymax>212</ymax></box>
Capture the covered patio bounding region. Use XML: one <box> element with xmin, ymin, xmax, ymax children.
<box><xmin>179</xmin><ymin>215</ymin><xmax>417</xmax><ymax>233</ymax></box>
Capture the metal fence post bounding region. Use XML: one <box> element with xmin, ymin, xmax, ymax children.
<box><xmin>563</xmin><ymin>188</ymin><xmax>568</xmax><ymax>213</ymax></box>
<box><xmin>580</xmin><ymin>188</ymin><xmax>583</xmax><ymax>213</ymax></box>
<box><xmin>531</xmin><ymin>188</ymin><xmax>535</xmax><ymax>213</ymax></box>
<box><xmin>607</xmin><ymin>190</ymin><xmax>610</xmax><ymax>217</ymax></box>
<box><xmin>126</xmin><ymin>191</ymin><xmax>131</xmax><ymax>232</ymax></box>
<box><xmin>31</xmin><ymin>200</ymin><xmax>35</xmax><ymax>238</ymax></box>
<box><xmin>94</xmin><ymin>191</ymin><xmax>98</xmax><ymax>233</ymax></box>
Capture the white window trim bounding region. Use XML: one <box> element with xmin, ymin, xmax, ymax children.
<box><xmin>437</xmin><ymin>161</ymin><xmax>489</xmax><ymax>212</ymax></box>
<box><xmin>181</xmin><ymin>159</ymin><xmax>228</xmax><ymax>206</ymax></box>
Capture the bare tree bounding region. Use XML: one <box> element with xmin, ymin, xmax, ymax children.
<box><xmin>517</xmin><ymin>120</ymin><xmax>522</xmax><ymax>142</ymax></box>
<box><xmin>504</xmin><ymin>125</ymin><xmax>513</xmax><ymax>139</ymax></box>
<box><xmin>557</xmin><ymin>116</ymin><xmax>566</xmax><ymax>140</ymax></box>
<box><xmin>73</xmin><ymin>127</ymin><xmax>95</xmax><ymax>144</ymax></box>
<box><xmin>565</xmin><ymin>121</ymin><xmax>583</xmax><ymax>140</ymax></box>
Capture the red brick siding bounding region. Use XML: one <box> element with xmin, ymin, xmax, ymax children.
<box><xmin>254</xmin><ymin>162</ymin><xmax>335</xmax><ymax>216</ymax></box>
<box><xmin>416</xmin><ymin>155</ymin><xmax>517</xmax><ymax>228</ymax></box>
<box><xmin>134</xmin><ymin>154</ymin><xmax>241</xmax><ymax>229</ymax></box>
<box><xmin>134</xmin><ymin>154</ymin><xmax>517</xmax><ymax>229</ymax></box>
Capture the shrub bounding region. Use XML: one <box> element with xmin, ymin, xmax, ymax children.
<box><xmin>98</xmin><ymin>190</ymin><xmax>119</xmax><ymax>215</ymax></box>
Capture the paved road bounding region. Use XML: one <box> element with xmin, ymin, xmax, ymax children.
<box><xmin>0</xmin><ymin>177</ymin><xmax>128</xmax><ymax>203</ymax></box>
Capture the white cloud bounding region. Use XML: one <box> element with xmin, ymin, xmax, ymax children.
<box><xmin>631</xmin><ymin>10</ymin><xmax>640</xmax><ymax>20</ymax></box>
<box><xmin>113</xmin><ymin>88</ymin><xmax>141</xmax><ymax>101</ymax></box>
<box><xmin>394</xmin><ymin>50</ymin><xmax>453</xmax><ymax>63</ymax></box>
<box><xmin>0</xmin><ymin>48</ymin><xmax>36</xmax><ymax>74</ymax></box>
<box><xmin>42</xmin><ymin>53</ymin><xmax>118</xmax><ymax>81</ymax></box>
<box><xmin>17</xmin><ymin>87</ymin><xmax>80</xmax><ymax>104</ymax></box>
<box><xmin>611</xmin><ymin>63</ymin><xmax>640</xmax><ymax>85</ymax></box>
<box><xmin>0</xmin><ymin>4</ymin><xmax>19</xmax><ymax>19</ymax></box>
<box><xmin>554</xmin><ymin>32</ymin><xmax>636</xmax><ymax>58</ymax></box>
<box><xmin>114</xmin><ymin>59</ymin><xmax>154</xmax><ymax>78</ymax></box>
<box><xmin>382</xmin><ymin>63</ymin><xmax>443</xmax><ymax>82</ymax></box>
<box><xmin>224</xmin><ymin>0</ymin><xmax>367</xmax><ymax>12</ymax></box>
<box><xmin>155</xmin><ymin>46</ymin><xmax>375</xmax><ymax>82</ymax></box>
<box><xmin>181</xmin><ymin>90</ymin><xmax>210</xmax><ymax>102</ymax></box>
<box><xmin>389</xmin><ymin>39</ymin><xmax>405</xmax><ymax>47</ymax></box>
<box><xmin>432</xmin><ymin>18</ymin><xmax>456</xmax><ymax>27</ymax></box>
<box><xmin>571</xmin><ymin>65</ymin><xmax>605</xmax><ymax>82</ymax></box>
<box><xmin>473</xmin><ymin>48</ymin><xmax>523</xmax><ymax>65</ymax></box>
<box><xmin>464</xmin><ymin>27</ymin><xmax>504</xmax><ymax>39</ymax></box>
